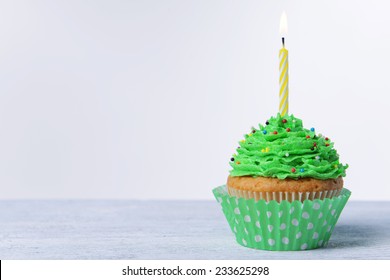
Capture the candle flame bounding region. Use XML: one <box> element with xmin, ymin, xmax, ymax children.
<box><xmin>279</xmin><ymin>11</ymin><xmax>288</xmax><ymax>36</ymax></box>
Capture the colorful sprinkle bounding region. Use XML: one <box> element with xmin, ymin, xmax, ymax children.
<box><xmin>273</xmin><ymin>131</ymin><xmax>278</xmax><ymax>135</ymax></box>
<box><xmin>325</xmin><ymin>143</ymin><xmax>330</xmax><ymax>147</ymax></box>
<box><xmin>315</xmin><ymin>155</ymin><xmax>320</xmax><ymax>160</ymax></box>
<box><xmin>334</xmin><ymin>164</ymin><xmax>338</xmax><ymax>169</ymax></box>
<box><xmin>252</xmin><ymin>129</ymin><xmax>256</xmax><ymax>134</ymax></box>
<box><xmin>300</xmin><ymin>168</ymin><xmax>305</xmax><ymax>173</ymax></box>
<box><xmin>291</xmin><ymin>168</ymin><xmax>296</xmax><ymax>173</ymax></box>
<box><xmin>325</xmin><ymin>137</ymin><xmax>329</xmax><ymax>141</ymax></box>
<box><xmin>230</xmin><ymin>157</ymin><xmax>234</xmax><ymax>161</ymax></box>
<box><xmin>282</xmin><ymin>119</ymin><xmax>287</xmax><ymax>123</ymax></box>
<box><xmin>266</xmin><ymin>121</ymin><xmax>269</xmax><ymax>125</ymax></box>
<box><xmin>313</xmin><ymin>142</ymin><xmax>317</xmax><ymax>147</ymax></box>
<box><xmin>306</xmin><ymin>135</ymin><xmax>310</xmax><ymax>139</ymax></box>
<box><xmin>263</xmin><ymin>130</ymin><xmax>267</xmax><ymax>134</ymax></box>
<box><xmin>286</xmin><ymin>128</ymin><xmax>291</xmax><ymax>132</ymax></box>
<box><xmin>310</xmin><ymin>127</ymin><xmax>315</xmax><ymax>132</ymax></box>
<box><xmin>285</xmin><ymin>152</ymin><xmax>289</xmax><ymax>157</ymax></box>
<box><xmin>248</xmin><ymin>133</ymin><xmax>252</xmax><ymax>137</ymax></box>
<box><xmin>265</xmin><ymin>147</ymin><xmax>270</xmax><ymax>153</ymax></box>
<box><xmin>240</xmin><ymin>140</ymin><xmax>245</xmax><ymax>143</ymax></box>
<box><xmin>236</xmin><ymin>161</ymin><xmax>241</xmax><ymax>165</ymax></box>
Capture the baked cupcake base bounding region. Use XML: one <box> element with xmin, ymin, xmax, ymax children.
<box><xmin>213</xmin><ymin>185</ymin><xmax>351</xmax><ymax>251</ymax></box>
<box><xmin>227</xmin><ymin>176</ymin><xmax>343</xmax><ymax>202</ymax></box>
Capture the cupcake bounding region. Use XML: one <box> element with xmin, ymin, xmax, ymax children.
<box><xmin>213</xmin><ymin>114</ymin><xmax>351</xmax><ymax>251</ymax></box>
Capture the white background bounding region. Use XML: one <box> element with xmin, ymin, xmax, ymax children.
<box><xmin>0</xmin><ymin>0</ymin><xmax>388</xmax><ymax>200</ymax></box>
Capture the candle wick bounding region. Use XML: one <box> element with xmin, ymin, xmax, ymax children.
<box><xmin>282</xmin><ymin>37</ymin><xmax>285</xmax><ymax>48</ymax></box>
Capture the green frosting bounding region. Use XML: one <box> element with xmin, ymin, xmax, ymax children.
<box><xmin>229</xmin><ymin>114</ymin><xmax>348</xmax><ymax>180</ymax></box>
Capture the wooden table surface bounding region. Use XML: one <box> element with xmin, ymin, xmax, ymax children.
<box><xmin>0</xmin><ymin>200</ymin><xmax>389</xmax><ymax>259</ymax></box>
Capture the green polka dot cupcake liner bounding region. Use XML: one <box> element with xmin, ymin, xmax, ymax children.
<box><xmin>213</xmin><ymin>185</ymin><xmax>351</xmax><ymax>251</ymax></box>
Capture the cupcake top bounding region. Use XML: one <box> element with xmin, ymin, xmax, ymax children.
<box><xmin>229</xmin><ymin>114</ymin><xmax>348</xmax><ymax>180</ymax></box>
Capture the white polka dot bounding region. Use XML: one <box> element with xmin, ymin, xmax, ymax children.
<box><xmin>255</xmin><ymin>221</ymin><xmax>261</xmax><ymax>228</ymax></box>
<box><xmin>327</xmin><ymin>225</ymin><xmax>332</xmax><ymax>232</ymax></box>
<box><xmin>292</xmin><ymin>219</ymin><xmax>299</xmax><ymax>226</ymax></box>
<box><xmin>268</xmin><ymin>225</ymin><xmax>274</xmax><ymax>232</ymax></box>
<box><xmin>313</xmin><ymin>202</ymin><xmax>321</xmax><ymax>210</ymax></box>
<box><xmin>233</xmin><ymin>226</ymin><xmax>237</xmax><ymax>233</ymax></box>
<box><xmin>235</xmin><ymin>198</ymin><xmax>239</xmax><ymax>204</ymax></box>
<box><xmin>217</xmin><ymin>197</ymin><xmax>223</xmax><ymax>203</ymax></box>
<box><xmin>246</xmin><ymin>205</ymin><xmax>249</xmax><ymax>210</ymax></box>
<box><xmin>307</xmin><ymin>223</ymin><xmax>314</xmax><ymax>230</ymax></box>
<box><xmin>244</xmin><ymin>215</ymin><xmax>251</xmax><ymax>222</ymax></box>
<box><xmin>235</xmin><ymin>219</ymin><xmax>239</xmax><ymax>224</ymax></box>
<box><xmin>318</xmin><ymin>212</ymin><xmax>323</xmax><ymax>219</ymax></box>
<box><xmin>255</xmin><ymin>235</ymin><xmax>262</xmax><ymax>242</ymax></box>
<box><xmin>323</xmin><ymin>220</ymin><xmax>327</xmax><ymax>226</ymax></box>
<box><xmin>313</xmin><ymin>232</ymin><xmax>319</xmax><ymax>239</ymax></box>
<box><xmin>267</xmin><ymin>211</ymin><xmax>272</xmax><ymax>218</ymax></box>
<box><xmin>244</xmin><ymin>228</ymin><xmax>249</xmax><ymax>235</ymax></box>
<box><xmin>234</xmin><ymin>207</ymin><xmax>240</xmax><ymax>214</ymax></box>
<box><xmin>242</xmin><ymin>239</ymin><xmax>247</xmax><ymax>246</ymax></box>
<box><xmin>282</xmin><ymin>237</ymin><xmax>289</xmax><ymax>244</ymax></box>
<box><xmin>296</xmin><ymin>232</ymin><xmax>302</xmax><ymax>239</ymax></box>
<box><xmin>301</xmin><ymin>243</ymin><xmax>308</xmax><ymax>250</ymax></box>
<box><xmin>268</xmin><ymin>239</ymin><xmax>275</xmax><ymax>246</ymax></box>
<box><xmin>302</xmin><ymin>212</ymin><xmax>310</xmax><ymax>219</ymax></box>
<box><xmin>257</xmin><ymin>210</ymin><xmax>260</xmax><ymax>216</ymax></box>
<box><xmin>289</xmin><ymin>207</ymin><xmax>295</xmax><ymax>214</ymax></box>
<box><xmin>280</xmin><ymin>223</ymin><xmax>286</xmax><ymax>230</ymax></box>
<box><xmin>328</xmin><ymin>204</ymin><xmax>332</xmax><ymax>209</ymax></box>
<box><xmin>278</xmin><ymin>211</ymin><xmax>283</xmax><ymax>217</ymax></box>
<box><xmin>227</xmin><ymin>199</ymin><xmax>230</xmax><ymax>204</ymax></box>
<box><xmin>331</xmin><ymin>209</ymin><xmax>336</xmax><ymax>216</ymax></box>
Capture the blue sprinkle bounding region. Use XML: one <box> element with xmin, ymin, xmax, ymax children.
<box><xmin>300</xmin><ymin>168</ymin><xmax>305</xmax><ymax>172</ymax></box>
<box><xmin>263</xmin><ymin>130</ymin><xmax>267</xmax><ymax>134</ymax></box>
<box><xmin>310</xmin><ymin>127</ymin><xmax>315</xmax><ymax>132</ymax></box>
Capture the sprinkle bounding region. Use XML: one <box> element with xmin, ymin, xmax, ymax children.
<box><xmin>325</xmin><ymin>143</ymin><xmax>330</xmax><ymax>147</ymax></box>
<box><xmin>273</xmin><ymin>131</ymin><xmax>278</xmax><ymax>135</ymax></box>
<box><xmin>311</xmin><ymin>147</ymin><xmax>314</xmax><ymax>151</ymax></box>
<box><xmin>236</xmin><ymin>161</ymin><xmax>241</xmax><ymax>165</ymax></box>
<box><xmin>266</xmin><ymin>121</ymin><xmax>269</xmax><ymax>125</ymax></box>
<box><xmin>291</xmin><ymin>168</ymin><xmax>296</xmax><ymax>173</ymax></box>
<box><xmin>306</xmin><ymin>135</ymin><xmax>310</xmax><ymax>139</ymax></box>
<box><xmin>252</xmin><ymin>129</ymin><xmax>256</xmax><ymax>134</ymax></box>
<box><xmin>310</xmin><ymin>127</ymin><xmax>315</xmax><ymax>132</ymax></box>
<box><xmin>334</xmin><ymin>164</ymin><xmax>338</xmax><ymax>169</ymax></box>
<box><xmin>285</xmin><ymin>152</ymin><xmax>289</xmax><ymax>157</ymax></box>
<box><xmin>265</xmin><ymin>147</ymin><xmax>270</xmax><ymax>153</ymax></box>
<box><xmin>263</xmin><ymin>130</ymin><xmax>267</xmax><ymax>134</ymax></box>
<box><xmin>248</xmin><ymin>133</ymin><xmax>252</xmax><ymax>137</ymax></box>
<box><xmin>300</xmin><ymin>168</ymin><xmax>305</xmax><ymax>173</ymax></box>
<box><xmin>230</xmin><ymin>157</ymin><xmax>234</xmax><ymax>161</ymax></box>
<box><xmin>261</xmin><ymin>149</ymin><xmax>265</xmax><ymax>153</ymax></box>
<box><xmin>318</xmin><ymin>133</ymin><xmax>323</xmax><ymax>137</ymax></box>
<box><xmin>325</xmin><ymin>137</ymin><xmax>329</xmax><ymax>141</ymax></box>
<box><xmin>313</xmin><ymin>142</ymin><xmax>317</xmax><ymax>147</ymax></box>
<box><xmin>282</xmin><ymin>119</ymin><xmax>287</xmax><ymax>123</ymax></box>
<box><xmin>286</xmin><ymin>128</ymin><xmax>291</xmax><ymax>132</ymax></box>
<box><xmin>315</xmin><ymin>156</ymin><xmax>320</xmax><ymax>160</ymax></box>
<box><xmin>240</xmin><ymin>140</ymin><xmax>245</xmax><ymax>143</ymax></box>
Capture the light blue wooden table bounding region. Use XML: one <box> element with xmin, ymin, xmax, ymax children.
<box><xmin>0</xmin><ymin>200</ymin><xmax>388</xmax><ymax>259</ymax></box>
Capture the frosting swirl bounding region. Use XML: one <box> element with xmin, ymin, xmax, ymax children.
<box><xmin>229</xmin><ymin>114</ymin><xmax>348</xmax><ymax>180</ymax></box>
